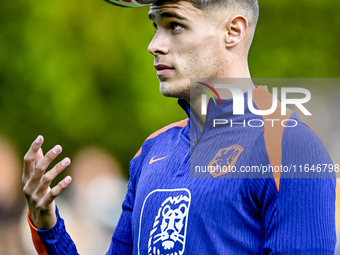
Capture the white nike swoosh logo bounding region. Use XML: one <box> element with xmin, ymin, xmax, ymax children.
<box><xmin>149</xmin><ymin>155</ymin><xmax>169</xmax><ymax>165</ymax></box>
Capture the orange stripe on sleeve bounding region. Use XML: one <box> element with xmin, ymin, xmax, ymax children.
<box><xmin>252</xmin><ymin>86</ymin><xmax>292</xmax><ymax>192</ymax></box>
<box><xmin>27</xmin><ymin>210</ymin><xmax>49</xmax><ymax>255</ymax></box>
<box><xmin>146</xmin><ymin>119</ymin><xmax>188</xmax><ymax>140</ymax></box>
<box><xmin>133</xmin><ymin>147</ymin><xmax>142</xmax><ymax>159</ymax></box>
<box><xmin>132</xmin><ymin>119</ymin><xmax>188</xmax><ymax>159</ymax></box>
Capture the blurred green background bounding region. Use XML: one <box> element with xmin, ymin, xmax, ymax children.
<box><xmin>1</xmin><ymin>0</ymin><xmax>340</xmax><ymax>254</ymax></box>
<box><xmin>0</xmin><ymin>0</ymin><xmax>339</xmax><ymax>178</ymax></box>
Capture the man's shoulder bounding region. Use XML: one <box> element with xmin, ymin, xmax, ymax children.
<box><xmin>132</xmin><ymin>118</ymin><xmax>188</xmax><ymax>160</ymax></box>
<box><xmin>283</xmin><ymin>112</ymin><xmax>324</xmax><ymax>146</ymax></box>
<box><xmin>282</xmin><ymin>112</ymin><xmax>333</xmax><ymax>169</ymax></box>
<box><xmin>145</xmin><ymin>119</ymin><xmax>188</xmax><ymax>141</ymax></box>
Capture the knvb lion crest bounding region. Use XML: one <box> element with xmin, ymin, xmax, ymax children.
<box><xmin>148</xmin><ymin>195</ymin><xmax>190</xmax><ymax>255</ymax></box>
<box><xmin>208</xmin><ymin>144</ymin><xmax>244</xmax><ymax>178</ymax></box>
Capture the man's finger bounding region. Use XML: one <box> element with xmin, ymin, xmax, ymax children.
<box><xmin>22</xmin><ymin>135</ymin><xmax>44</xmax><ymax>184</ymax></box>
<box><xmin>28</xmin><ymin>145</ymin><xmax>63</xmax><ymax>188</ymax></box>
<box><xmin>36</xmin><ymin>157</ymin><xmax>71</xmax><ymax>195</ymax></box>
<box><xmin>40</xmin><ymin>176</ymin><xmax>72</xmax><ymax>207</ymax></box>
<box><xmin>36</xmin><ymin>148</ymin><xmax>44</xmax><ymax>164</ymax></box>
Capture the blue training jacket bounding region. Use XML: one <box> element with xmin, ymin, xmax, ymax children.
<box><xmin>28</xmin><ymin>86</ymin><xmax>336</xmax><ymax>255</ymax></box>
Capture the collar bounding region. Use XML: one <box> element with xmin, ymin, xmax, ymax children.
<box><xmin>178</xmin><ymin>91</ymin><xmax>261</xmax><ymax>141</ymax></box>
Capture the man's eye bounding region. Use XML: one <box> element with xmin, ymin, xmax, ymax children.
<box><xmin>170</xmin><ymin>22</ymin><xmax>183</xmax><ymax>31</ymax></box>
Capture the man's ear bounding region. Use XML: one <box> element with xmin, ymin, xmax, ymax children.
<box><xmin>224</xmin><ymin>15</ymin><xmax>248</xmax><ymax>48</ymax></box>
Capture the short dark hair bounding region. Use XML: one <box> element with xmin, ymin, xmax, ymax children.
<box><xmin>193</xmin><ymin>0</ymin><xmax>259</xmax><ymax>31</ymax></box>
<box><xmin>152</xmin><ymin>0</ymin><xmax>259</xmax><ymax>32</ymax></box>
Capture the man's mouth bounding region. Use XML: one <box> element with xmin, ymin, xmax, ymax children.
<box><xmin>154</xmin><ymin>64</ymin><xmax>175</xmax><ymax>76</ymax></box>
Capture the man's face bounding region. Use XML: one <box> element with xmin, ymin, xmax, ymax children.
<box><xmin>148</xmin><ymin>1</ymin><xmax>226</xmax><ymax>100</ymax></box>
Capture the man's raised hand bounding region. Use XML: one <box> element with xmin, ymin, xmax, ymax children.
<box><xmin>22</xmin><ymin>135</ymin><xmax>72</xmax><ymax>230</ymax></box>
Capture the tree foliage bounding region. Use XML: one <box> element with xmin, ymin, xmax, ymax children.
<box><xmin>0</xmin><ymin>0</ymin><xmax>339</xmax><ymax>177</ymax></box>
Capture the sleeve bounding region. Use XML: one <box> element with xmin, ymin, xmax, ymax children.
<box><xmin>106</xmin><ymin>146</ymin><xmax>144</xmax><ymax>255</ymax></box>
<box><xmin>27</xmin><ymin>207</ymin><xmax>79</xmax><ymax>255</ymax></box>
<box><xmin>27</xmin><ymin>146</ymin><xmax>145</xmax><ymax>255</ymax></box>
<box><xmin>263</xmin><ymin>119</ymin><xmax>336</xmax><ymax>254</ymax></box>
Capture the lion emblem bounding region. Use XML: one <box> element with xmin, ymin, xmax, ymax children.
<box><xmin>148</xmin><ymin>195</ymin><xmax>190</xmax><ymax>255</ymax></box>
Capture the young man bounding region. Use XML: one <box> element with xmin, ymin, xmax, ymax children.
<box><xmin>22</xmin><ymin>0</ymin><xmax>336</xmax><ymax>254</ymax></box>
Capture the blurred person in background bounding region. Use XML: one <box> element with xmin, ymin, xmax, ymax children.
<box><xmin>0</xmin><ymin>136</ymin><xmax>26</xmax><ymax>254</ymax></box>
<box><xmin>59</xmin><ymin>147</ymin><xmax>127</xmax><ymax>255</ymax></box>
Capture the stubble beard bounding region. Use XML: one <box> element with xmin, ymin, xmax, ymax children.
<box><xmin>159</xmin><ymin>78</ymin><xmax>191</xmax><ymax>101</ymax></box>
<box><xmin>158</xmin><ymin>41</ymin><xmax>225</xmax><ymax>101</ymax></box>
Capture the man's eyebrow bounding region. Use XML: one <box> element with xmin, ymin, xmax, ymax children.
<box><xmin>148</xmin><ymin>11</ymin><xmax>188</xmax><ymax>22</ymax></box>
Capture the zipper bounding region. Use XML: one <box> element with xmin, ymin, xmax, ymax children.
<box><xmin>177</xmin><ymin>107</ymin><xmax>210</xmax><ymax>176</ymax></box>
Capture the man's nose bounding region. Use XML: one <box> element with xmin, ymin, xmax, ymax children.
<box><xmin>148</xmin><ymin>31</ymin><xmax>169</xmax><ymax>56</ymax></box>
